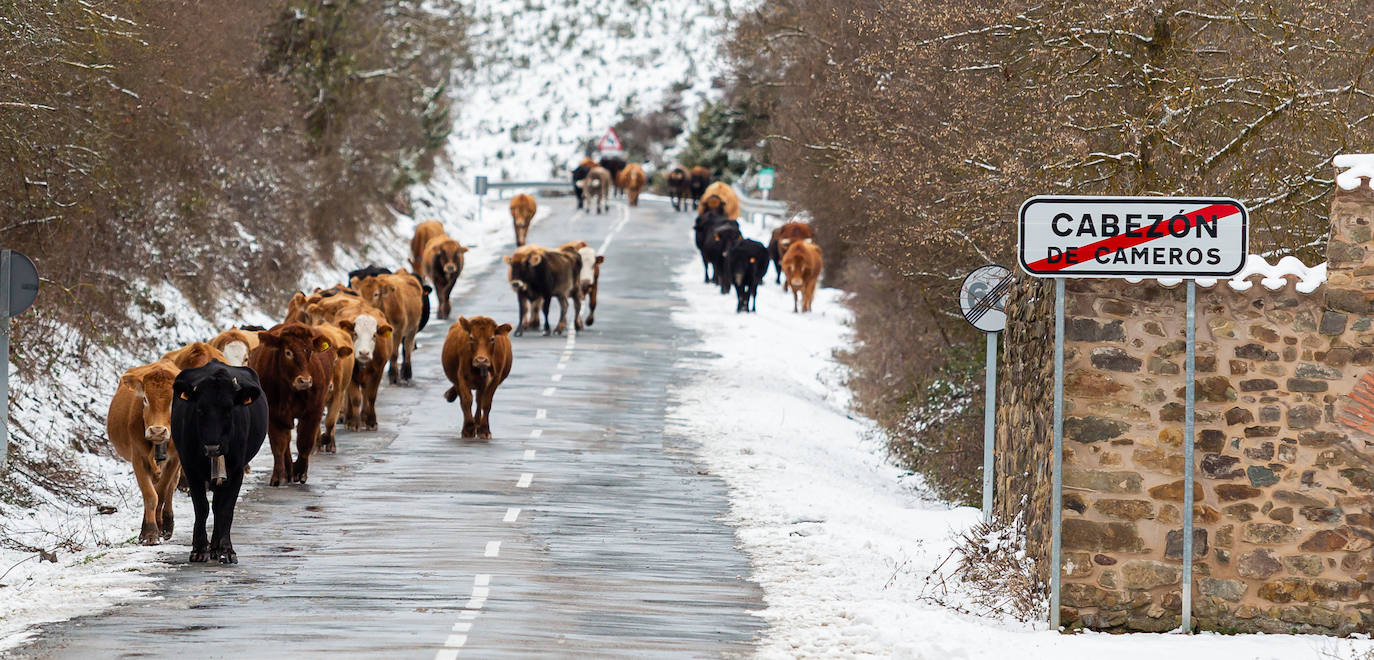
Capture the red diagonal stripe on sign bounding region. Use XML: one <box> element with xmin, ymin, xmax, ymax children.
<box><xmin>1025</xmin><ymin>203</ymin><xmax>1242</xmax><ymax>273</ymax></box>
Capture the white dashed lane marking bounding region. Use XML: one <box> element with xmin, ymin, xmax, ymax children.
<box><xmin>536</xmin><ymin>409</ymin><xmax>547</xmax><ymax>419</ymax></box>
<box><xmin>484</xmin><ymin>542</ymin><xmax>501</xmax><ymax>558</ymax></box>
<box><xmin>504</xmin><ymin>507</ymin><xmax>521</xmax><ymax>522</ymax></box>
<box><xmin>529</xmin><ymin>429</ymin><xmax>543</xmax><ymax>438</ymax></box>
<box><xmin>550</xmin><ymin>374</ymin><xmax>563</xmax><ymax>382</ymax></box>
<box><xmin>517</xmin><ymin>473</ymin><xmax>533</xmax><ymax>488</ymax></box>
<box><xmin>524</xmin><ymin>449</ymin><xmax>536</xmax><ymax>460</ymax></box>
<box><xmin>542</xmin><ymin>387</ymin><xmax>556</xmax><ymax>397</ymax></box>
<box><xmin>436</xmin><ymin>574</ymin><xmax>492</xmax><ymax>658</ymax></box>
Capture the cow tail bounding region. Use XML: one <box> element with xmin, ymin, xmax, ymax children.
<box><xmin>444</xmin><ymin>385</ymin><xmax>459</xmax><ymax>403</ymax></box>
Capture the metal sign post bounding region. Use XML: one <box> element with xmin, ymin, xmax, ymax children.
<box><xmin>1018</xmin><ymin>196</ymin><xmax>1247</xmax><ymax>634</ymax></box>
<box><xmin>958</xmin><ymin>265</ymin><xmax>1011</xmax><ymax>523</ymax></box>
<box><xmin>1051</xmin><ymin>277</ymin><xmax>1065</xmax><ymax>630</ymax></box>
<box><xmin>0</xmin><ymin>249</ymin><xmax>39</xmax><ymax>472</ymax></box>
<box><xmin>474</xmin><ymin>175</ymin><xmax>488</xmax><ymax>226</ymax></box>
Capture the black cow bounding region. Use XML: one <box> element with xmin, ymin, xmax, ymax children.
<box><xmin>666</xmin><ymin>167</ymin><xmax>690</xmax><ymax>212</ymax></box>
<box><xmin>767</xmin><ymin>231</ymin><xmax>785</xmax><ymax>285</ymax></box>
<box><xmin>572</xmin><ymin>162</ymin><xmax>592</xmax><ymax>209</ymax></box>
<box><xmin>726</xmin><ymin>239</ymin><xmax>769</xmax><ymax>313</ymax></box>
<box><xmin>694</xmin><ymin>209</ymin><xmax>733</xmax><ymax>283</ymax></box>
<box><xmin>688</xmin><ymin>167</ymin><xmax>710</xmax><ymax>210</ymax></box>
<box><xmin>348</xmin><ymin>264</ymin><xmax>432</xmax><ymax>333</ymax></box>
<box><xmin>704</xmin><ymin>223</ymin><xmax>742</xmax><ymax>293</ymax></box>
<box><xmin>506</xmin><ymin>248</ymin><xmax>583</xmax><ymax>336</ymax></box>
<box><xmin>599</xmin><ymin>156</ymin><xmax>627</xmax><ymax>197</ymax></box>
<box><xmin>171</xmin><ymin>361</ymin><xmax>268</xmax><ymax>564</ymax></box>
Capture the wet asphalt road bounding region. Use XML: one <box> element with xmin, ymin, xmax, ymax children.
<box><xmin>12</xmin><ymin>196</ymin><xmax>765</xmax><ymax>658</ymax></box>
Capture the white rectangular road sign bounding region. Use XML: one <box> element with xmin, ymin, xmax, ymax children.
<box><xmin>1018</xmin><ymin>196</ymin><xmax>1248</xmax><ymax>278</ymax></box>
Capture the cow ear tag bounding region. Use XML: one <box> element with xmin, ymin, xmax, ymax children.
<box><xmin>179</xmin><ymin>392</ymin><xmax>190</xmax><ymax>400</ymax></box>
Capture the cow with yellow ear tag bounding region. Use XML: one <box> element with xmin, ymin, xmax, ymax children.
<box><xmin>247</xmin><ymin>322</ymin><xmax>339</xmax><ymax>486</ymax></box>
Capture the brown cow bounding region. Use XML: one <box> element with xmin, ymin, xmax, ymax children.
<box><xmin>510</xmin><ymin>194</ymin><xmax>537</xmax><ymax>247</ymax></box>
<box><xmin>108</xmin><ymin>360</ymin><xmax>182</xmax><ymax>544</ymax></box>
<box><xmin>700</xmin><ymin>181</ymin><xmax>741</xmax><ymax>220</ymax></box>
<box><xmin>768</xmin><ymin>222</ymin><xmax>815</xmax><ymax>285</ymax></box>
<box><xmin>208</xmin><ymin>329</ymin><xmax>260</xmax><ymax>366</ymax></box>
<box><xmin>410</xmin><ymin>220</ymin><xmax>446</xmax><ymax>277</ymax></box>
<box><xmin>312</xmin><ymin>323</ymin><xmax>355</xmax><ymax>453</ymax></box>
<box><xmin>248</xmin><ymin>323</ymin><xmax>337</xmax><ymax>486</ymax></box>
<box><xmin>160</xmin><ymin>342</ymin><xmax>227</xmax><ymax>370</ymax></box>
<box><xmin>441</xmin><ymin>316</ymin><xmax>513</xmax><ymax>439</ymax></box>
<box><xmin>306</xmin><ymin>297</ymin><xmax>393</xmax><ymax>432</ymax></box>
<box><xmin>781</xmin><ymin>241</ymin><xmax>824</xmax><ymax>313</ymax></box>
<box><xmin>581</xmin><ymin>166</ymin><xmax>612</xmax><ymax>214</ymax></box>
<box><xmin>560</xmin><ymin>240</ymin><xmax>604</xmax><ymax>327</ymax></box>
<box><xmin>617</xmin><ymin>163</ymin><xmax>647</xmax><ymax>206</ymax></box>
<box><xmin>352</xmin><ymin>270</ymin><xmax>423</xmax><ymax>384</ymax></box>
<box><xmin>422</xmin><ymin>231</ymin><xmax>469</xmax><ymax>320</ymax></box>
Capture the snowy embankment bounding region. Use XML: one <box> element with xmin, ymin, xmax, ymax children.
<box><xmin>668</xmin><ymin>239</ymin><xmax>1374</xmax><ymax>659</ymax></box>
<box><xmin>0</xmin><ymin>165</ymin><xmax>526</xmax><ymax>651</ymax></box>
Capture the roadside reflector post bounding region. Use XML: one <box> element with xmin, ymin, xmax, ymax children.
<box><xmin>1018</xmin><ymin>196</ymin><xmax>1248</xmax><ymax>634</ymax></box>
<box><xmin>958</xmin><ymin>265</ymin><xmax>1011</xmax><ymax>524</ymax></box>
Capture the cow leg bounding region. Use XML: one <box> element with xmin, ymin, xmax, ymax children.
<box><xmin>188</xmin><ymin>478</ymin><xmax>210</xmax><ymax>562</ymax></box>
<box><xmin>458</xmin><ymin>384</ymin><xmax>477</xmax><ymax>438</ymax></box>
<box><xmin>293</xmin><ymin>414</ymin><xmax>322</xmax><ymax>484</ymax></box>
<box><xmin>476</xmin><ymin>385</ymin><xmax>496</xmax><ymax>439</ymax></box>
<box><xmin>388</xmin><ymin>335</ymin><xmax>402</xmax><ymax>384</ymax></box>
<box><xmin>702</xmin><ymin>254</ymin><xmax>712</xmax><ymax>283</ymax></box>
<box><xmin>154</xmin><ymin>450</ymin><xmax>181</xmax><ymax>540</ymax></box>
<box><xmin>402</xmin><ymin>331</ymin><xmax>417</xmax><ymax>383</ymax></box>
<box><xmin>323</xmin><ymin>385</ymin><xmax>345</xmax><ymax>452</ymax></box>
<box><xmin>805</xmin><ymin>279</ymin><xmax>818</xmax><ymax>312</ymax></box>
<box><xmin>793</xmin><ymin>287</ymin><xmax>800</xmax><ymax>313</ymax></box>
<box><xmin>268</xmin><ymin>421</ymin><xmax>292</xmax><ymax>487</ymax></box>
<box><xmin>585</xmin><ymin>285</ymin><xmax>597</xmax><ymax>327</ymax></box>
<box><xmin>345</xmin><ymin>381</ymin><xmax>363</xmax><ymax>432</ymax></box>
<box><xmin>572</xmin><ymin>292</ymin><xmax>583</xmax><ymax>331</ymax></box>
<box><xmin>553</xmin><ymin>294</ymin><xmax>569</xmax><ymax>335</ymax></box>
<box><xmin>441</xmin><ymin>277</ymin><xmax>457</xmax><ymax>320</ymax></box>
<box><xmin>362</xmin><ymin>375</ymin><xmax>381</xmax><ymax>431</ymax></box>
<box><xmin>132</xmin><ymin>453</ymin><xmax>161</xmax><ymax>545</ymax></box>
<box><xmin>541</xmin><ymin>297</ymin><xmax>553</xmax><ymax>336</ymax></box>
<box><xmin>209</xmin><ymin>478</ymin><xmax>244</xmax><ymax>564</ymax></box>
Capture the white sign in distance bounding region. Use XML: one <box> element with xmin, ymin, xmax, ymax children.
<box><xmin>960</xmin><ymin>264</ymin><xmax>1012</xmax><ymax>333</ymax></box>
<box><xmin>1018</xmin><ymin>196</ymin><xmax>1248</xmax><ymax>278</ymax></box>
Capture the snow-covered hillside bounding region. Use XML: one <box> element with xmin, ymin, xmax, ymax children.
<box><xmin>452</xmin><ymin>0</ymin><xmax>744</xmax><ymax>180</ymax></box>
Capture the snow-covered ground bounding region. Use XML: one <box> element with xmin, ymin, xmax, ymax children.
<box><xmin>453</xmin><ymin>0</ymin><xmax>746</xmax><ymax>180</ymax></box>
<box><xmin>668</xmin><ymin>241</ymin><xmax>1374</xmax><ymax>659</ymax></box>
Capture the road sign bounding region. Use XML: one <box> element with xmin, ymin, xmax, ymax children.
<box><xmin>959</xmin><ymin>265</ymin><xmax>1010</xmax><ymax>333</ymax></box>
<box><xmin>1018</xmin><ymin>196</ymin><xmax>1248</xmax><ymax>278</ymax></box>
<box><xmin>596</xmin><ymin>128</ymin><xmax>623</xmax><ymax>152</ymax></box>
<box><xmin>0</xmin><ymin>249</ymin><xmax>36</xmax><ymax>471</ymax></box>
<box><xmin>474</xmin><ymin>175</ymin><xmax>488</xmax><ymax>197</ymax></box>
<box><xmin>757</xmin><ymin>167</ymin><xmax>775</xmax><ymax>191</ymax></box>
<box><xmin>4</xmin><ymin>251</ymin><xmax>37</xmax><ymax>317</ymax></box>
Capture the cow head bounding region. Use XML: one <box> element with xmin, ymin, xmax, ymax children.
<box><xmin>338</xmin><ymin>313</ymin><xmax>391</xmax><ymax>364</ymax></box>
<box><xmin>433</xmin><ymin>240</ymin><xmax>468</xmax><ymax>277</ymax></box>
<box><xmin>121</xmin><ymin>362</ymin><xmax>179</xmax><ymax>455</ymax></box>
<box><xmin>258</xmin><ymin>324</ymin><xmax>331</xmax><ymax>391</ymax></box>
<box><xmin>173</xmin><ymin>363</ymin><xmax>261</xmax><ymax>459</ymax></box>
<box><xmin>352</xmin><ymin>276</ymin><xmax>391</xmax><ymax>309</ymax></box>
<box><xmin>459</xmin><ymin>316</ymin><xmax>511</xmax><ymax>381</ymax></box>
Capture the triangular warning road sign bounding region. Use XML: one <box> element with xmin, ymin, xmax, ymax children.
<box><xmin>596</xmin><ymin>128</ymin><xmax>623</xmax><ymax>152</ymax></box>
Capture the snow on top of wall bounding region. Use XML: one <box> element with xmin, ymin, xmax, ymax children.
<box><xmin>1127</xmin><ymin>254</ymin><xmax>1327</xmax><ymax>293</ymax></box>
<box><xmin>1334</xmin><ymin>153</ymin><xmax>1374</xmax><ymax>191</ymax></box>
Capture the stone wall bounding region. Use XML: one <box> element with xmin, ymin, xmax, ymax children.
<box><xmin>1052</xmin><ymin>180</ymin><xmax>1374</xmax><ymax>633</ymax></box>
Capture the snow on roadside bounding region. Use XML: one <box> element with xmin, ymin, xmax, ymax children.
<box><xmin>667</xmin><ymin>261</ymin><xmax>1374</xmax><ymax>659</ymax></box>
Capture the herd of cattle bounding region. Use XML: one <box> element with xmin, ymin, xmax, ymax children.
<box><xmin>102</xmin><ymin>159</ymin><xmax>820</xmax><ymax>565</ymax></box>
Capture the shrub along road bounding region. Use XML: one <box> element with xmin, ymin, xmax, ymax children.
<box><xmin>12</xmin><ymin>197</ymin><xmax>765</xmax><ymax>658</ymax></box>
